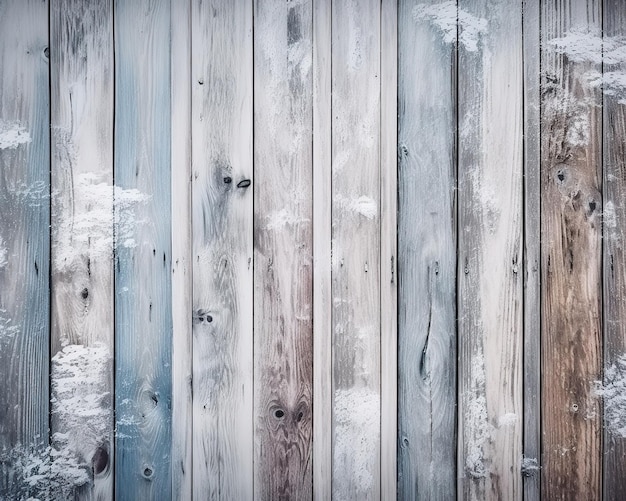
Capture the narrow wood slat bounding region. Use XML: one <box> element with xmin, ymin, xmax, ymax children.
<box><xmin>331</xmin><ymin>0</ymin><xmax>381</xmax><ymax>498</ymax></box>
<box><xmin>0</xmin><ymin>1</ymin><xmax>50</xmax><ymax>498</ymax></box>
<box><xmin>49</xmin><ymin>1</ymin><xmax>114</xmax><ymax>498</ymax></box>
<box><xmin>522</xmin><ymin>0</ymin><xmax>541</xmax><ymax>497</ymax></box>
<box><xmin>603</xmin><ymin>0</ymin><xmax>626</xmax><ymax>498</ymax></box>
<box><xmin>171</xmin><ymin>0</ymin><xmax>192</xmax><ymax>498</ymax></box>
<box><xmin>114</xmin><ymin>1</ymin><xmax>172</xmax><ymax>497</ymax></box>
<box><xmin>397</xmin><ymin>0</ymin><xmax>457</xmax><ymax>498</ymax></box>
<box><xmin>540</xmin><ymin>0</ymin><xmax>602</xmax><ymax>498</ymax></box>
<box><xmin>254</xmin><ymin>0</ymin><xmax>314</xmax><ymax>498</ymax></box>
<box><xmin>458</xmin><ymin>0</ymin><xmax>524</xmax><ymax>498</ymax></box>
<box><xmin>191</xmin><ymin>0</ymin><xmax>254</xmax><ymax>498</ymax></box>
<box><xmin>313</xmin><ymin>0</ymin><xmax>332</xmax><ymax>498</ymax></box>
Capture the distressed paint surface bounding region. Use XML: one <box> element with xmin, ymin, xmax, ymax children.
<box><xmin>398</xmin><ymin>0</ymin><xmax>457</xmax><ymax>498</ymax></box>
<box><xmin>114</xmin><ymin>0</ymin><xmax>172</xmax><ymax>498</ymax></box>
<box><xmin>458</xmin><ymin>0</ymin><xmax>523</xmax><ymax>499</ymax></box>
<box><xmin>0</xmin><ymin>0</ymin><xmax>50</xmax><ymax>498</ymax></box>
<box><xmin>191</xmin><ymin>0</ymin><xmax>254</xmax><ymax>498</ymax></box>
<box><xmin>254</xmin><ymin>0</ymin><xmax>314</xmax><ymax>498</ymax></box>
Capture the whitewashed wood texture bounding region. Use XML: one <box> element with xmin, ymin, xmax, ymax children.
<box><xmin>458</xmin><ymin>0</ymin><xmax>523</xmax><ymax>499</ymax></box>
<box><xmin>114</xmin><ymin>0</ymin><xmax>172</xmax><ymax>497</ymax></box>
<box><xmin>191</xmin><ymin>0</ymin><xmax>254</xmax><ymax>498</ymax></box>
<box><xmin>0</xmin><ymin>1</ymin><xmax>50</xmax><ymax>499</ymax></box>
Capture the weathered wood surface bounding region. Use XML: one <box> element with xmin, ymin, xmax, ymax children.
<box><xmin>312</xmin><ymin>0</ymin><xmax>332</xmax><ymax>499</ymax></box>
<box><xmin>458</xmin><ymin>0</ymin><xmax>523</xmax><ymax>499</ymax></box>
<box><xmin>522</xmin><ymin>0</ymin><xmax>541</xmax><ymax>498</ymax></box>
<box><xmin>114</xmin><ymin>0</ymin><xmax>172</xmax><ymax>497</ymax></box>
<box><xmin>603</xmin><ymin>1</ymin><xmax>626</xmax><ymax>498</ymax></box>
<box><xmin>254</xmin><ymin>0</ymin><xmax>313</xmax><ymax>498</ymax></box>
<box><xmin>191</xmin><ymin>0</ymin><xmax>254</xmax><ymax>498</ymax></box>
<box><xmin>397</xmin><ymin>0</ymin><xmax>457</xmax><ymax>498</ymax></box>
<box><xmin>49</xmin><ymin>1</ymin><xmax>114</xmax><ymax>499</ymax></box>
<box><xmin>331</xmin><ymin>0</ymin><xmax>381</xmax><ymax>499</ymax></box>
<box><xmin>0</xmin><ymin>0</ymin><xmax>50</xmax><ymax>499</ymax></box>
<box><xmin>171</xmin><ymin>0</ymin><xmax>192</xmax><ymax>498</ymax></box>
<box><xmin>540</xmin><ymin>1</ymin><xmax>603</xmax><ymax>499</ymax></box>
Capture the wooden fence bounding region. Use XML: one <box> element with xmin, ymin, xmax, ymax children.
<box><xmin>0</xmin><ymin>0</ymin><xmax>625</xmax><ymax>499</ymax></box>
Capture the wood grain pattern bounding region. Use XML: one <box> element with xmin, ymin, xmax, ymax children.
<box><xmin>522</xmin><ymin>0</ymin><xmax>541</xmax><ymax>498</ymax></box>
<box><xmin>397</xmin><ymin>1</ymin><xmax>457</xmax><ymax>498</ymax></box>
<box><xmin>171</xmin><ymin>0</ymin><xmax>192</xmax><ymax>498</ymax></box>
<box><xmin>458</xmin><ymin>0</ymin><xmax>523</xmax><ymax>498</ymax></box>
<box><xmin>602</xmin><ymin>1</ymin><xmax>626</xmax><ymax>498</ymax></box>
<box><xmin>49</xmin><ymin>1</ymin><xmax>114</xmax><ymax>498</ymax></box>
<box><xmin>0</xmin><ymin>1</ymin><xmax>50</xmax><ymax>498</ymax></box>
<box><xmin>114</xmin><ymin>1</ymin><xmax>172</xmax><ymax>497</ymax></box>
<box><xmin>540</xmin><ymin>1</ymin><xmax>602</xmax><ymax>499</ymax></box>
<box><xmin>312</xmin><ymin>0</ymin><xmax>332</xmax><ymax>499</ymax></box>
<box><xmin>254</xmin><ymin>0</ymin><xmax>313</xmax><ymax>498</ymax></box>
<box><xmin>331</xmin><ymin>1</ymin><xmax>381</xmax><ymax>498</ymax></box>
<box><xmin>191</xmin><ymin>0</ymin><xmax>254</xmax><ymax>498</ymax></box>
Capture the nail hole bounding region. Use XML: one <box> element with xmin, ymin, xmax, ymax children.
<box><xmin>589</xmin><ymin>201</ymin><xmax>596</xmax><ymax>212</ymax></box>
<box><xmin>81</xmin><ymin>288</ymin><xmax>89</xmax><ymax>299</ymax></box>
<box><xmin>557</xmin><ymin>171</ymin><xmax>565</xmax><ymax>182</ymax></box>
<box><xmin>198</xmin><ymin>79</ymin><xmax>204</xmax><ymax>85</ymax></box>
<box><xmin>224</xmin><ymin>176</ymin><xmax>232</xmax><ymax>184</ymax></box>
<box><xmin>274</xmin><ymin>409</ymin><xmax>285</xmax><ymax>418</ymax></box>
<box><xmin>143</xmin><ymin>467</ymin><xmax>153</xmax><ymax>478</ymax></box>
<box><xmin>206</xmin><ymin>315</ymin><xmax>213</xmax><ymax>323</ymax></box>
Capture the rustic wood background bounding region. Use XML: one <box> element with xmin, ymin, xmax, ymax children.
<box><xmin>0</xmin><ymin>0</ymin><xmax>625</xmax><ymax>499</ymax></box>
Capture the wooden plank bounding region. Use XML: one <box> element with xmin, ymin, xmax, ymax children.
<box><xmin>0</xmin><ymin>1</ymin><xmax>50</xmax><ymax>498</ymax></box>
<box><xmin>312</xmin><ymin>0</ymin><xmax>332</xmax><ymax>498</ymax></box>
<box><xmin>171</xmin><ymin>0</ymin><xmax>192</xmax><ymax>498</ymax></box>
<box><xmin>331</xmin><ymin>1</ymin><xmax>381</xmax><ymax>498</ymax></box>
<box><xmin>253</xmin><ymin>0</ymin><xmax>313</xmax><ymax>498</ymax></box>
<box><xmin>521</xmin><ymin>0</ymin><xmax>541</xmax><ymax>496</ymax></box>
<box><xmin>190</xmin><ymin>0</ymin><xmax>254</xmax><ymax>498</ymax></box>
<box><xmin>49</xmin><ymin>2</ymin><xmax>114</xmax><ymax>499</ymax></box>
<box><xmin>397</xmin><ymin>0</ymin><xmax>457</xmax><ymax>498</ymax></box>
<box><xmin>380</xmin><ymin>0</ymin><xmax>398</xmax><ymax>498</ymax></box>
<box><xmin>114</xmin><ymin>1</ymin><xmax>172</xmax><ymax>497</ymax></box>
<box><xmin>540</xmin><ymin>1</ymin><xmax>602</xmax><ymax>499</ymax></box>
<box><xmin>602</xmin><ymin>1</ymin><xmax>626</xmax><ymax>498</ymax></box>
<box><xmin>457</xmin><ymin>0</ymin><xmax>523</xmax><ymax>498</ymax></box>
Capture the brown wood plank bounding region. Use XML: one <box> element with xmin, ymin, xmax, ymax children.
<box><xmin>540</xmin><ymin>1</ymin><xmax>603</xmax><ymax>498</ymax></box>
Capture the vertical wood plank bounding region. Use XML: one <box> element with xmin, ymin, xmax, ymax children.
<box><xmin>171</xmin><ymin>0</ymin><xmax>192</xmax><ymax>498</ymax></box>
<box><xmin>0</xmin><ymin>1</ymin><xmax>49</xmax><ymax>498</ymax></box>
<box><xmin>397</xmin><ymin>0</ymin><xmax>457</xmax><ymax>498</ymax></box>
<box><xmin>114</xmin><ymin>1</ymin><xmax>172</xmax><ymax>497</ymax></box>
<box><xmin>458</xmin><ymin>0</ymin><xmax>523</xmax><ymax>498</ymax></box>
<box><xmin>602</xmin><ymin>1</ymin><xmax>626</xmax><ymax>498</ymax></box>
<box><xmin>191</xmin><ymin>0</ymin><xmax>254</xmax><ymax>498</ymax></box>
<box><xmin>522</xmin><ymin>0</ymin><xmax>541</xmax><ymax>497</ymax></box>
<box><xmin>331</xmin><ymin>1</ymin><xmax>381</xmax><ymax>498</ymax></box>
<box><xmin>380</xmin><ymin>0</ymin><xmax>398</xmax><ymax>498</ymax></box>
<box><xmin>49</xmin><ymin>1</ymin><xmax>115</xmax><ymax>499</ymax></box>
<box><xmin>254</xmin><ymin>0</ymin><xmax>313</xmax><ymax>498</ymax></box>
<box><xmin>313</xmin><ymin>0</ymin><xmax>332</xmax><ymax>498</ymax></box>
<box><xmin>540</xmin><ymin>1</ymin><xmax>603</xmax><ymax>499</ymax></box>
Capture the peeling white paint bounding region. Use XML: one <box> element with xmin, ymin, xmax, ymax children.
<box><xmin>0</xmin><ymin>120</ymin><xmax>32</xmax><ymax>149</ymax></box>
<box><xmin>594</xmin><ymin>355</ymin><xmax>626</xmax><ymax>437</ymax></box>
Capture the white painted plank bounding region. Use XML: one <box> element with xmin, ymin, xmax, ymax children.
<box><xmin>331</xmin><ymin>0</ymin><xmax>381</xmax><ymax>498</ymax></box>
<box><xmin>191</xmin><ymin>0</ymin><xmax>254</xmax><ymax>498</ymax></box>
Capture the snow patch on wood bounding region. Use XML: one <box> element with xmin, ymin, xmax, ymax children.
<box><xmin>594</xmin><ymin>355</ymin><xmax>626</xmax><ymax>437</ymax></box>
<box><xmin>465</xmin><ymin>353</ymin><xmax>493</xmax><ymax>479</ymax></box>
<box><xmin>0</xmin><ymin>120</ymin><xmax>31</xmax><ymax>149</ymax></box>
<box><xmin>0</xmin><ymin>236</ymin><xmax>6</xmax><ymax>267</ymax></box>
<box><xmin>604</xmin><ymin>201</ymin><xmax>617</xmax><ymax>229</ymax></box>
<box><xmin>497</xmin><ymin>413</ymin><xmax>517</xmax><ymax>427</ymax></box>
<box><xmin>335</xmin><ymin>194</ymin><xmax>377</xmax><ymax>219</ymax></box>
<box><xmin>0</xmin><ymin>309</ymin><xmax>19</xmax><ymax>343</ymax></box>
<box><xmin>521</xmin><ymin>456</ymin><xmax>540</xmax><ymax>476</ymax></box>
<box><xmin>266</xmin><ymin>208</ymin><xmax>310</xmax><ymax>230</ymax></box>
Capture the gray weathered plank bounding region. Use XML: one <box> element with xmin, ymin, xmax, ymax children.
<box><xmin>540</xmin><ymin>1</ymin><xmax>602</xmax><ymax>499</ymax></box>
<box><xmin>312</xmin><ymin>0</ymin><xmax>332</xmax><ymax>498</ymax></box>
<box><xmin>458</xmin><ymin>0</ymin><xmax>523</xmax><ymax>498</ymax></box>
<box><xmin>522</xmin><ymin>0</ymin><xmax>541</xmax><ymax>497</ymax></box>
<box><xmin>602</xmin><ymin>0</ymin><xmax>626</xmax><ymax>498</ymax></box>
<box><xmin>0</xmin><ymin>1</ymin><xmax>50</xmax><ymax>498</ymax></box>
<box><xmin>49</xmin><ymin>1</ymin><xmax>115</xmax><ymax>499</ymax></box>
<box><xmin>331</xmin><ymin>0</ymin><xmax>381</xmax><ymax>498</ymax></box>
<box><xmin>254</xmin><ymin>0</ymin><xmax>314</xmax><ymax>498</ymax></box>
<box><xmin>114</xmin><ymin>0</ymin><xmax>172</xmax><ymax>497</ymax></box>
<box><xmin>191</xmin><ymin>0</ymin><xmax>254</xmax><ymax>498</ymax></box>
<box><xmin>397</xmin><ymin>1</ymin><xmax>457</xmax><ymax>498</ymax></box>
<box><xmin>171</xmin><ymin>0</ymin><xmax>192</xmax><ymax>498</ymax></box>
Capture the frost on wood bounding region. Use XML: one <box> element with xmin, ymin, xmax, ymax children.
<box><xmin>521</xmin><ymin>456</ymin><xmax>540</xmax><ymax>477</ymax></box>
<box><xmin>465</xmin><ymin>353</ymin><xmax>493</xmax><ymax>479</ymax></box>
<box><xmin>0</xmin><ymin>236</ymin><xmax>6</xmax><ymax>268</ymax></box>
<box><xmin>594</xmin><ymin>355</ymin><xmax>626</xmax><ymax>438</ymax></box>
<box><xmin>335</xmin><ymin>194</ymin><xmax>377</xmax><ymax>220</ymax></box>
<box><xmin>0</xmin><ymin>120</ymin><xmax>31</xmax><ymax>149</ymax></box>
<box><xmin>0</xmin><ymin>309</ymin><xmax>19</xmax><ymax>343</ymax></box>
<box><xmin>53</xmin><ymin>173</ymin><xmax>150</xmax><ymax>271</ymax></box>
<box><xmin>333</xmin><ymin>388</ymin><xmax>379</xmax><ymax>500</ymax></box>
<box><xmin>265</xmin><ymin>207</ymin><xmax>310</xmax><ymax>230</ymax></box>
<box><xmin>413</xmin><ymin>1</ymin><xmax>488</xmax><ymax>52</ymax></box>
